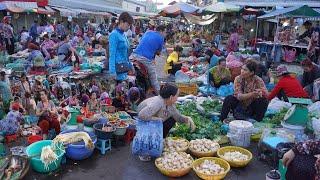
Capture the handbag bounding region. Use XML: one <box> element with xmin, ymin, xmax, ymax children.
<box><xmin>116</xmin><ymin>61</ymin><xmax>131</xmax><ymax>74</ymax></box>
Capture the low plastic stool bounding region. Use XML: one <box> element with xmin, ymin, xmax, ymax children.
<box><xmin>5</xmin><ymin>134</ymin><xmax>17</xmax><ymax>143</ymax></box>
<box><xmin>96</xmin><ymin>139</ymin><xmax>111</xmax><ymax>155</ymax></box>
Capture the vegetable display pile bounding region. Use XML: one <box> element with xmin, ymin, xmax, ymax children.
<box><xmin>189</xmin><ymin>139</ymin><xmax>220</xmax><ymax>153</ymax></box>
<box><xmin>194</xmin><ymin>160</ymin><xmax>225</xmax><ymax>175</ymax></box>
<box><xmin>200</xmin><ymin>100</ymin><xmax>222</xmax><ymax>114</ymax></box>
<box><xmin>262</xmin><ymin>108</ymin><xmax>289</xmax><ymax>125</ymax></box>
<box><xmin>164</xmin><ymin>137</ymin><xmax>189</xmax><ymax>152</ymax></box>
<box><xmin>222</xmin><ymin>151</ymin><xmax>249</xmax><ymax>162</ymax></box>
<box><xmin>155</xmin><ymin>152</ymin><xmax>193</xmax><ymax>171</ymax></box>
<box><xmin>172</xmin><ymin>102</ymin><xmax>223</xmax><ymax>140</ymax></box>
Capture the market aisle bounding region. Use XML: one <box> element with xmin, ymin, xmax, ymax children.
<box><xmin>25</xmin><ymin>143</ymin><xmax>270</xmax><ymax>180</ymax></box>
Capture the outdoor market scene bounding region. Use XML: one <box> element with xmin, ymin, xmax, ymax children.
<box><xmin>0</xmin><ymin>0</ymin><xmax>319</xmax><ymax>179</ymax></box>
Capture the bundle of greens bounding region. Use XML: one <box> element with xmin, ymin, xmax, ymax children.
<box><xmin>262</xmin><ymin>108</ymin><xmax>289</xmax><ymax>125</ymax></box>
<box><xmin>200</xmin><ymin>100</ymin><xmax>222</xmax><ymax>114</ymax></box>
<box><xmin>171</xmin><ymin>102</ymin><xmax>223</xmax><ymax>140</ymax></box>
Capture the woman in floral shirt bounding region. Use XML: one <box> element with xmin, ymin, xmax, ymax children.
<box><xmin>283</xmin><ymin>140</ymin><xmax>320</xmax><ymax>180</ymax></box>
<box><xmin>220</xmin><ymin>60</ymin><xmax>268</xmax><ymax>121</ymax></box>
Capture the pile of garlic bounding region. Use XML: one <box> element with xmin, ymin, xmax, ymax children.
<box><xmin>194</xmin><ymin>160</ymin><xmax>225</xmax><ymax>175</ymax></box>
<box><xmin>156</xmin><ymin>152</ymin><xmax>193</xmax><ymax>170</ymax></box>
<box><xmin>164</xmin><ymin>138</ymin><xmax>189</xmax><ymax>152</ymax></box>
<box><xmin>222</xmin><ymin>151</ymin><xmax>249</xmax><ymax>162</ymax></box>
<box><xmin>189</xmin><ymin>139</ymin><xmax>220</xmax><ymax>153</ymax></box>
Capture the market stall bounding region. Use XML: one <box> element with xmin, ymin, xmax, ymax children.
<box><xmin>256</xmin><ymin>5</ymin><xmax>320</xmax><ymax>63</ymax></box>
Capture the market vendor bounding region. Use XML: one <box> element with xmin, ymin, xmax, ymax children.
<box><xmin>282</xmin><ymin>140</ymin><xmax>320</xmax><ymax>180</ymax></box>
<box><xmin>268</xmin><ymin>65</ymin><xmax>308</xmax><ymax>101</ymax></box>
<box><xmin>137</xmin><ymin>83</ymin><xmax>196</xmax><ymax>138</ymax></box>
<box><xmin>299</xmin><ymin>21</ymin><xmax>320</xmax><ymax>63</ymax></box>
<box><xmin>0</xmin><ymin>103</ymin><xmax>23</xmax><ymax>135</ymax></box>
<box><xmin>57</xmin><ymin>34</ymin><xmax>80</xmax><ymax>67</ymax></box>
<box><xmin>209</xmin><ymin>58</ymin><xmax>232</xmax><ymax>88</ymax></box>
<box><xmin>164</xmin><ymin>45</ymin><xmax>183</xmax><ymax>76</ymax></box>
<box><xmin>220</xmin><ymin>61</ymin><xmax>268</xmax><ymax>121</ymax></box>
<box><xmin>300</xmin><ymin>59</ymin><xmax>320</xmax><ymax>98</ymax></box>
<box><xmin>60</xmin><ymin>90</ymin><xmax>79</xmax><ymax>107</ymax></box>
<box><xmin>36</xmin><ymin>90</ymin><xmax>60</xmax><ymax>140</ymax></box>
<box><xmin>191</xmin><ymin>38</ymin><xmax>203</xmax><ymax>57</ymax></box>
<box><xmin>40</xmin><ymin>34</ymin><xmax>57</xmax><ymax>60</ymax></box>
<box><xmin>27</xmin><ymin>43</ymin><xmax>46</xmax><ymax>71</ymax></box>
<box><xmin>127</xmin><ymin>87</ymin><xmax>144</xmax><ymax>111</ymax></box>
<box><xmin>87</xmin><ymin>92</ymin><xmax>100</xmax><ymax>113</ymax></box>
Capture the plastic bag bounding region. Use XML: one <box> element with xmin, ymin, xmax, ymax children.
<box><xmin>267</xmin><ymin>98</ymin><xmax>292</xmax><ymax>114</ymax></box>
<box><xmin>175</xmin><ymin>70</ymin><xmax>190</xmax><ymax>83</ymax></box>
<box><xmin>132</xmin><ymin>119</ymin><xmax>163</xmax><ymax>157</ymax></box>
<box><xmin>308</xmin><ymin>101</ymin><xmax>320</xmax><ymax>116</ymax></box>
<box><xmin>199</xmin><ymin>86</ymin><xmax>216</xmax><ymax>95</ymax></box>
<box><xmin>216</xmin><ymin>83</ymin><xmax>234</xmax><ymax>97</ymax></box>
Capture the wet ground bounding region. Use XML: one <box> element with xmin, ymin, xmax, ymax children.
<box><xmin>26</xmin><ymin>142</ymin><xmax>271</xmax><ymax>180</ymax></box>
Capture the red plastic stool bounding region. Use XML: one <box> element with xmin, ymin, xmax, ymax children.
<box><xmin>5</xmin><ymin>134</ymin><xmax>17</xmax><ymax>143</ymax></box>
<box><xmin>124</xmin><ymin>129</ymin><xmax>136</xmax><ymax>144</ymax></box>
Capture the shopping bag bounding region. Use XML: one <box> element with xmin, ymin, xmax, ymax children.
<box><xmin>132</xmin><ymin>119</ymin><xmax>163</xmax><ymax>157</ymax></box>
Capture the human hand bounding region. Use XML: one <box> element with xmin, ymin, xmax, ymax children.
<box><xmin>282</xmin><ymin>149</ymin><xmax>295</xmax><ymax>167</ymax></box>
<box><xmin>186</xmin><ymin>117</ymin><xmax>196</xmax><ymax>133</ymax></box>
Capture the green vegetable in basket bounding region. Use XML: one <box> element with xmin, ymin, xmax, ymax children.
<box><xmin>262</xmin><ymin>108</ymin><xmax>289</xmax><ymax>125</ymax></box>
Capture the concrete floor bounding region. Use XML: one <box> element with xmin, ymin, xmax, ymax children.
<box><xmin>25</xmin><ymin>143</ymin><xmax>271</xmax><ymax>180</ymax></box>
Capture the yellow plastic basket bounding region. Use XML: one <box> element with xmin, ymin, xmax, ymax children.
<box><xmin>155</xmin><ymin>152</ymin><xmax>193</xmax><ymax>178</ymax></box>
<box><xmin>217</xmin><ymin>146</ymin><xmax>253</xmax><ymax>168</ymax></box>
<box><xmin>163</xmin><ymin>137</ymin><xmax>189</xmax><ymax>152</ymax></box>
<box><xmin>189</xmin><ymin>148</ymin><xmax>218</xmax><ymax>158</ymax></box>
<box><xmin>192</xmin><ymin>157</ymin><xmax>230</xmax><ymax>180</ymax></box>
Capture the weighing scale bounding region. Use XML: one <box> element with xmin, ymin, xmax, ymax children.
<box><xmin>283</xmin><ymin>98</ymin><xmax>312</xmax><ymax>126</ymax></box>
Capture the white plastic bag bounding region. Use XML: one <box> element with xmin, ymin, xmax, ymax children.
<box><xmin>267</xmin><ymin>98</ymin><xmax>292</xmax><ymax>113</ymax></box>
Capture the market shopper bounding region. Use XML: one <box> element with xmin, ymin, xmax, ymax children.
<box><xmin>220</xmin><ymin>61</ymin><xmax>268</xmax><ymax>121</ymax></box>
<box><xmin>29</xmin><ymin>20</ymin><xmax>39</xmax><ymax>41</ymax></box>
<box><xmin>0</xmin><ymin>71</ymin><xmax>12</xmax><ymax>113</ymax></box>
<box><xmin>164</xmin><ymin>45</ymin><xmax>183</xmax><ymax>75</ymax></box>
<box><xmin>56</xmin><ymin>21</ymin><xmax>66</xmax><ymax>37</ymax></box>
<box><xmin>137</xmin><ymin>83</ymin><xmax>196</xmax><ymax>138</ymax></box>
<box><xmin>36</xmin><ymin>90</ymin><xmax>60</xmax><ymax>140</ymax></box>
<box><xmin>40</xmin><ymin>34</ymin><xmax>57</xmax><ymax>60</ymax></box>
<box><xmin>130</xmin><ymin>25</ymin><xmax>166</xmax><ymax>94</ymax></box>
<box><xmin>209</xmin><ymin>58</ymin><xmax>232</xmax><ymax>88</ymax></box>
<box><xmin>299</xmin><ymin>21</ymin><xmax>320</xmax><ymax>63</ymax></box>
<box><xmin>108</xmin><ymin>12</ymin><xmax>134</xmax><ymax>81</ymax></box>
<box><xmin>300</xmin><ymin>59</ymin><xmax>320</xmax><ymax>98</ymax></box>
<box><xmin>226</xmin><ymin>27</ymin><xmax>239</xmax><ymax>53</ymax></box>
<box><xmin>57</xmin><ymin>34</ymin><xmax>80</xmax><ymax>67</ymax></box>
<box><xmin>2</xmin><ymin>16</ymin><xmax>14</xmax><ymax>54</ymax></box>
<box><xmin>268</xmin><ymin>65</ymin><xmax>308</xmax><ymax>101</ymax></box>
<box><xmin>282</xmin><ymin>140</ymin><xmax>320</xmax><ymax>180</ymax></box>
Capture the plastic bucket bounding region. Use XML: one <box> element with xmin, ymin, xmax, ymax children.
<box><xmin>281</xmin><ymin>121</ymin><xmax>304</xmax><ymax>141</ymax></box>
<box><xmin>61</xmin><ymin>130</ymin><xmax>97</xmax><ymax>160</ymax></box>
<box><xmin>26</xmin><ymin>140</ymin><xmax>64</xmax><ymax>173</ymax></box>
<box><xmin>228</xmin><ymin>120</ymin><xmax>253</xmax><ymax>147</ymax></box>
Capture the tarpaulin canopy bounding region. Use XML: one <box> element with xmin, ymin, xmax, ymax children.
<box><xmin>159</xmin><ymin>2</ymin><xmax>199</xmax><ymax>17</ymax></box>
<box><xmin>258</xmin><ymin>5</ymin><xmax>320</xmax><ymax>19</ymax></box>
<box><xmin>184</xmin><ymin>13</ymin><xmax>217</xmax><ymax>25</ymax></box>
<box><xmin>200</xmin><ymin>2</ymin><xmax>241</xmax><ymax>13</ymax></box>
<box><xmin>36</xmin><ymin>6</ymin><xmax>55</xmax><ymax>15</ymax></box>
<box><xmin>0</xmin><ymin>1</ymin><xmax>38</xmax><ymax>13</ymax></box>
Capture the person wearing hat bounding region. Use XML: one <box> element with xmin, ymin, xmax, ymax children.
<box><xmin>2</xmin><ymin>16</ymin><xmax>14</xmax><ymax>54</ymax></box>
<box><xmin>0</xmin><ymin>102</ymin><xmax>23</xmax><ymax>135</ymax></box>
<box><xmin>268</xmin><ymin>65</ymin><xmax>308</xmax><ymax>102</ymax></box>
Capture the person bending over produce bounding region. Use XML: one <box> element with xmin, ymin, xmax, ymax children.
<box><xmin>282</xmin><ymin>140</ymin><xmax>320</xmax><ymax>180</ymax></box>
<box><xmin>268</xmin><ymin>65</ymin><xmax>308</xmax><ymax>101</ymax></box>
<box><xmin>209</xmin><ymin>58</ymin><xmax>231</xmax><ymax>88</ymax></box>
<box><xmin>137</xmin><ymin>83</ymin><xmax>196</xmax><ymax>137</ymax></box>
<box><xmin>137</xmin><ymin>83</ymin><xmax>196</xmax><ymax>161</ymax></box>
<box><xmin>220</xmin><ymin>61</ymin><xmax>268</xmax><ymax>121</ymax></box>
<box><xmin>300</xmin><ymin>59</ymin><xmax>320</xmax><ymax>99</ymax></box>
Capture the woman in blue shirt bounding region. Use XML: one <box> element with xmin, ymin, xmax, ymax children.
<box><xmin>108</xmin><ymin>12</ymin><xmax>134</xmax><ymax>81</ymax></box>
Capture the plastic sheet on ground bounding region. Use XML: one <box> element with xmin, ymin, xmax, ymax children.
<box><xmin>216</xmin><ymin>83</ymin><xmax>234</xmax><ymax>97</ymax></box>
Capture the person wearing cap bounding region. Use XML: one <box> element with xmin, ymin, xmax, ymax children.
<box><xmin>0</xmin><ymin>71</ymin><xmax>12</xmax><ymax>112</ymax></box>
<box><xmin>2</xmin><ymin>16</ymin><xmax>14</xmax><ymax>54</ymax></box>
<box><xmin>267</xmin><ymin>65</ymin><xmax>308</xmax><ymax>102</ymax></box>
<box><xmin>0</xmin><ymin>102</ymin><xmax>23</xmax><ymax>135</ymax></box>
